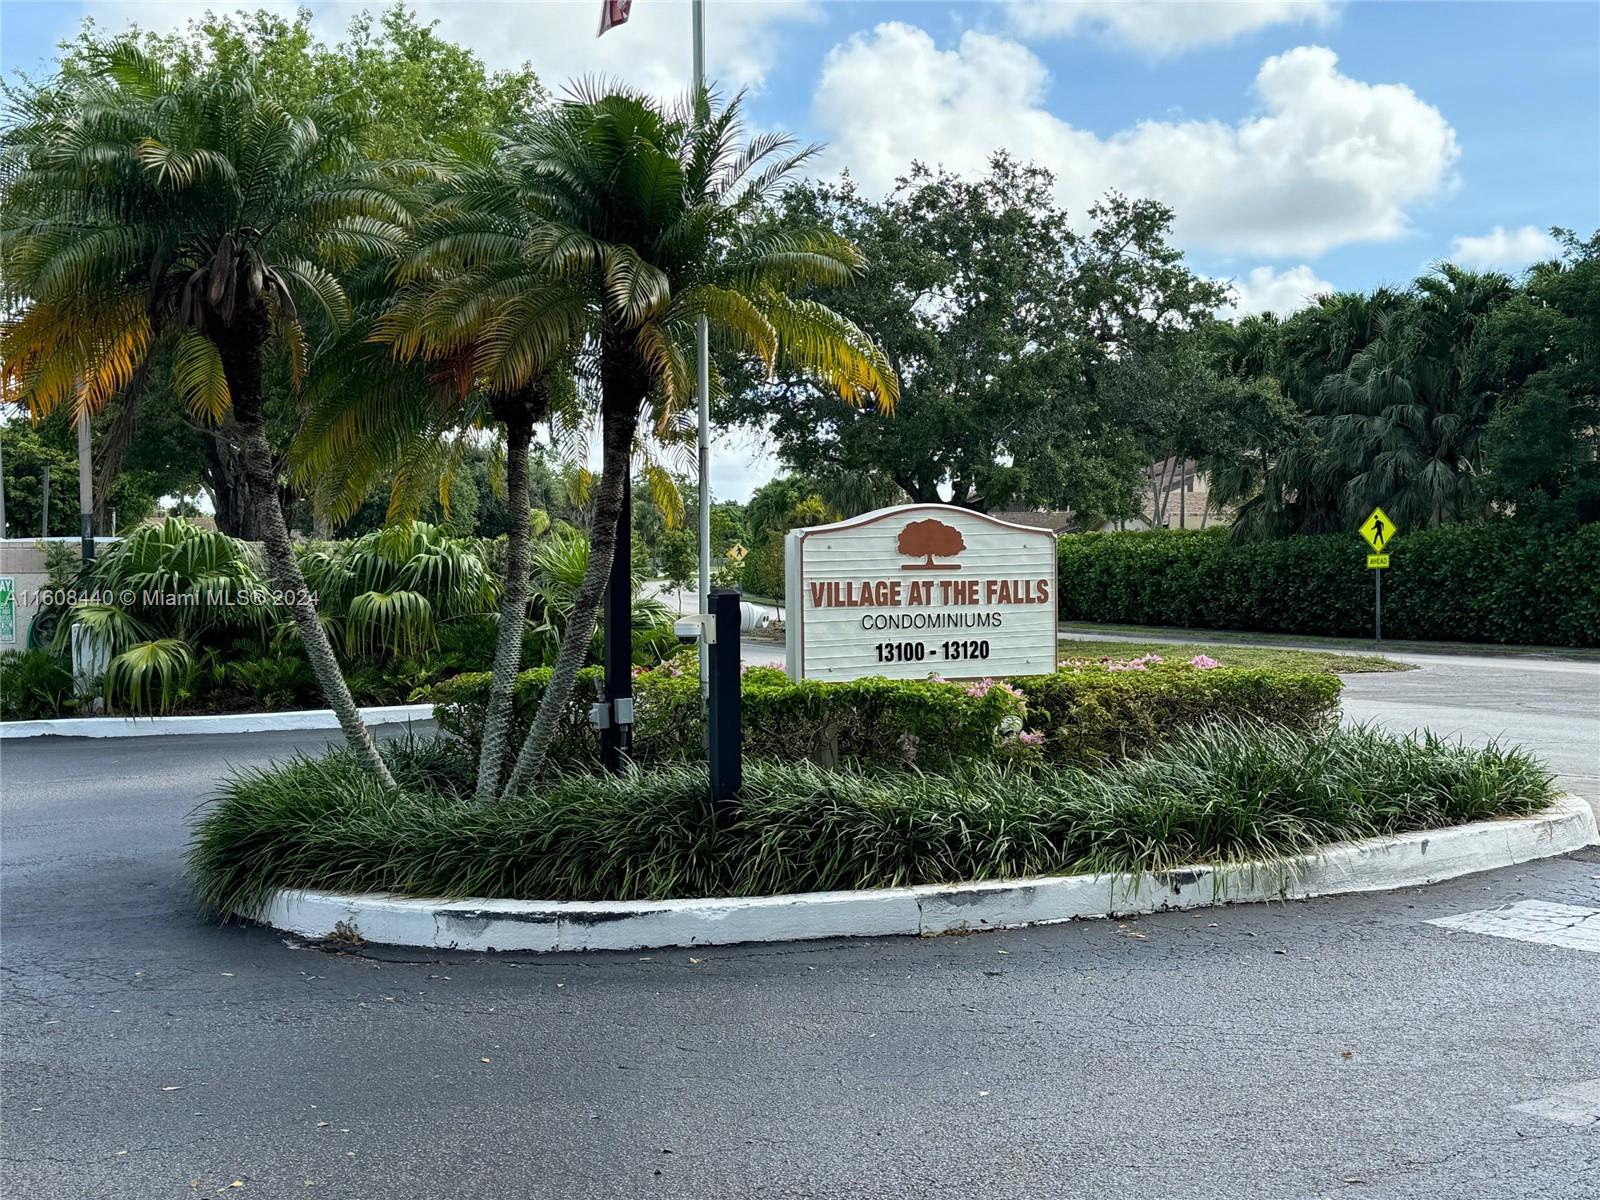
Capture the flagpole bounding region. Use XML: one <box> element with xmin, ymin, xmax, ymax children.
<box><xmin>693</xmin><ymin>0</ymin><xmax>712</xmax><ymax>693</ymax></box>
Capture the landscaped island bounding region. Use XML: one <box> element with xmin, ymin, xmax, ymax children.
<box><xmin>189</xmin><ymin>656</ymin><xmax>1557</xmax><ymax>915</ymax></box>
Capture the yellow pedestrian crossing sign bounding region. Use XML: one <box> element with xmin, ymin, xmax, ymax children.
<box><xmin>1359</xmin><ymin>507</ymin><xmax>1397</xmax><ymax>554</ymax></box>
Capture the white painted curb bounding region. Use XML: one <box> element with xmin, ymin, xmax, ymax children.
<box><xmin>248</xmin><ymin>795</ymin><xmax>1599</xmax><ymax>954</ymax></box>
<box><xmin>0</xmin><ymin>703</ymin><xmax>434</xmax><ymax>740</ymax></box>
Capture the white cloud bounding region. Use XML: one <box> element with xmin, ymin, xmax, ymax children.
<box><xmin>812</xmin><ymin>26</ymin><xmax>1459</xmax><ymax>258</ymax></box>
<box><xmin>1008</xmin><ymin>0</ymin><xmax>1337</xmax><ymax>56</ymax></box>
<box><xmin>1216</xmin><ymin>264</ymin><xmax>1334</xmax><ymax>318</ymax></box>
<box><xmin>83</xmin><ymin>0</ymin><xmax>818</xmax><ymax>95</ymax></box>
<box><xmin>1449</xmin><ymin>224</ymin><xmax>1560</xmax><ymax>270</ymax></box>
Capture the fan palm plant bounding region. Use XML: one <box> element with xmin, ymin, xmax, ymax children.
<box><xmin>1317</xmin><ymin>266</ymin><xmax>1511</xmax><ymax>529</ymax></box>
<box><xmin>1215</xmin><ymin>289</ymin><xmax>1412</xmax><ymax>539</ymax></box>
<box><xmin>300</xmin><ymin>520</ymin><xmax>499</xmax><ymax>660</ymax></box>
<box><xmin>483</xmin><ymin>85</ymin><xmax>898</xmax><ymax>797</ymax></box>
<box><xmin>56</xmin><ymin>517</ymin><xmax>270</xmax><ymax>713</ymax></box>
<box><xmin>524</xmin><ymin>529</ymin><xmax>676</xmax><ymax>666</ymax></box>
<box><xmin>1</xmin><ymin>45</ymin><xmax>413</xmax><ymax>784</ymax></box>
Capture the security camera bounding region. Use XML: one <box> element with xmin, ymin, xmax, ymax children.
<box><xmin>673</xmin><ymin>614</ymin><xmax>715</xmax><ymax>644</ymax></box>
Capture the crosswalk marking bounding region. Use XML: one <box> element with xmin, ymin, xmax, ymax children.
<box><xmin>1427</xmin><ymin>900</ymin><xmax>1600</xmax><ymax>954</ymax></box>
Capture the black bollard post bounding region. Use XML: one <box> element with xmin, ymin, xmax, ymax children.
<box><xmin>707</xmin><ymin>588</ymin><xmax>742</xmax><ymax>819</ymax></box>
<box><xmin>601</xmin><ymin>475</ymin><xmax>633</xmax><ymax>772</ymax></box>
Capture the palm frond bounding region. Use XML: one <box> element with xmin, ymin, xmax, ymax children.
<box><xmin>170</xmin><ymin>329</ymin><xmax>231</xmax><ymax>423</ymax></box>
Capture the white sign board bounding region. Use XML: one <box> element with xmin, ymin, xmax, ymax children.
<box><xmin>784</xmin><ymin>504</ymin><xmax>1058</xmax><ymax>681</ymax></box>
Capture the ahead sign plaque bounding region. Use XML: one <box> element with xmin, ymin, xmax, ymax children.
<box><xmin>785</xmin><ymin>504</ymin><xmax>1058</xmax><ymax>681</ymax></box>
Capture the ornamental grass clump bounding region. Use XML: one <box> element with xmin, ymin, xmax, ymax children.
<box><xmin>190</xmin><ymin>722</ymin><xmax>1557</xmax><ymax>916</ymax></box>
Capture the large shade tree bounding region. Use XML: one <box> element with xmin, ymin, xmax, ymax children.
<box><xmin>1481</xmin><ymin>230</ymin><xmax>1600</xmax><ymax>526</ymax></box>
<box><xmin>462</xmin><ymin>85</ymin><xmax>899</xmax><ymax>797</ymax></box>
<box><xmin>0</xmin><ymin>45</ymin><xmax>410</xmax><ymax>784</ymax></box>
<box><xmin>718</xmin><ymin>157</ymin><xmax>1224</xmax><ymax>520</ymax></box>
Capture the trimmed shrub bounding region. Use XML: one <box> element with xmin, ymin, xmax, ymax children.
<box><xmin>189</xmin><ymin>723</ymin><xmax>1558</xmax><ymax>911</ymax></box>
<box><xmin>431</xmin><ymin>658</ymin><xmax>1341</xmax><ymax>773</ymax></box>
<box><xmin>1015</xmin><ymin>664</ymin><xmax>1341</xmax><ymax>766</ymax></box>
<box><xmin>431</xmin><ymin>665</ymin><xmax>606</xmax><ymax>771</ymax></box>
<box><xmin>432</xmin><ymin>663</ymin><xmax>1030</xmax><ymax>773</ymax></box>
<box><xmin>1056</xmin><ymin>524</ymin><xmax>1600</xmax><ymax>646</ymax></box>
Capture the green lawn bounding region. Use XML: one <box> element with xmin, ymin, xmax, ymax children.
<box><xmin>1058</xmin><ymin>637</ymin><xmax>1410</xmax><ymax>674</ymax></box>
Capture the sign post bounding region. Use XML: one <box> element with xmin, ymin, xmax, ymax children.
<box><xmin>785</xmin><ymin>505</ymin><xmax>1058</xmax><ymax>681</ymax></box>
<box><xmin>1359</xmin><ymin>506</ymin><xmax>1398</xmax><ymax>642</ymax></box>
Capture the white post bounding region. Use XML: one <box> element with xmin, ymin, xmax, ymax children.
<box><xmin>693</xmin><ymin>0</ymin><xmax>712</xmax><ymax>692</ymax></box>
<box><xmin>77</xmin><ymin>404</ymin><xmax>95</xmax><ymax>561</ymax></box>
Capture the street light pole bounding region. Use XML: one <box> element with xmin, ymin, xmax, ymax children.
<box><xmin>693</xmin><ymin>0</ymin><xmax>712</xmax><ymax>693</ymax></box>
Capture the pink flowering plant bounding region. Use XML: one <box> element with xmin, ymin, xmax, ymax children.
<box><xmin>994</xmin><ymin>720</ymin><xmax>1047</xmax><ymax>766</ymax></box>
<box><xmin>1057</xmin><ymin>651</ymin><xmax>1226</xmax><ymax>674</ymax></box>
<box><xmin>966</xmin><ymin>677</ymin><xmax>1024</xmax><ymax>700</ymax></box>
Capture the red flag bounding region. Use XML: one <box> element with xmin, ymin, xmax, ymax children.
<box><xmin>598</xmin><ymin>0</ymin><xmax>633</xmax><ymax>37</ymax></box>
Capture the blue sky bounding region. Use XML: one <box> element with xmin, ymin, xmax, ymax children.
<box><xmin>3</xmin><ymin>0</ymin><xmax>1595</xmax><ymax>307</ymax></box>
<box><xmin>3</xmin><ymin>1</ymin><xmax>1596</xmax><ymax>496</ymax></box>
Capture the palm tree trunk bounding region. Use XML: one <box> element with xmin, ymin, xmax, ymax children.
<box><xmin>499</xmin><ymin>400</ymin><xmax>632</xmax><ymax>798</ymax></box>
<box><xmin>217</xmin><ymin>310</ymin><xmax>397</xmax><ymax>789</ymax></box>
<box><xmin>474</xmin><ymin>415</ymin><xmax>534</xmax><ymax>800</ymax></box>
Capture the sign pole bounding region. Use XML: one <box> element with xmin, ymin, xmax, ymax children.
<box><xmin>1374</xmin><ymin>564</ymin><xmax>1382</xmax><ymax>642</ymax></box>
<box><xmin>0</xmin><ymin>425</ymin><xmax>8</xmax><ymax>538</ymax></box>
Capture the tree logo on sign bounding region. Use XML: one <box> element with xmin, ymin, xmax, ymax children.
<box><xmin>898</xmin><ymin>519</ymin><xmax>965</xmax><ymax>570</ymax></box>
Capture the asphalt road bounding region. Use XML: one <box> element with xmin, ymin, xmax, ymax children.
<box><xmin>4</xmin><ymin>654</ymin><xmax>1599</xmax><ymax>1200</ymax></box>
<box><xmin>1342</xmin><ymin>652</ymin><xmax>1600</xmax><ymax>805</ymax></box>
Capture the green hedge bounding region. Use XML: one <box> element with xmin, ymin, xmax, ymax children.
<box><xmin>1015</xmin><ymin>666</ymin><xmax>1340</xmax><ymax>766</ymax></box>
<box><xmin>433</xmin><ymin>665</ymin><xmax>1029</xmax><ymax>773</ymax></box>
<box><xmin>1056</xmin><ymin>524</ymin><xmax>1600</xmax><ymax>646</ymax></box>
<box><xmin>432</xmin><ymin>660</ymin><xmax>1341</xmax><ymax>774</ymax></box>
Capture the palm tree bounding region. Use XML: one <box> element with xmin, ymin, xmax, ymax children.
<box><xmin>487</xmin><ymin>86</ymin><xmax>897</xmax><ymax>797</ymax></box>
<box><xmin>1215</xmin><ymin>290</ymin><xmax>1412</xmax><ymax>539</ymax></box>
<box><xmin>1277</xmin><ymin>289</ymin><xmax>1408</xmax><ymax>405</ymax></box>
<box><xmin>1</xmin><ymin>45</ymin><xmax>411</xmax><ymax>785</ymax></box>
<box><xmin>1318</xmin><ymin>265</ymin><xmax>1511</xmax><ymax>529</ymax></box>
<box><xmin>294</xmin><ymin>129</ymin><xmax>581</xmax><ymax>799</ymax></box>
